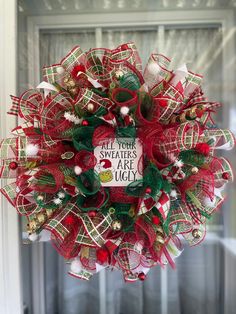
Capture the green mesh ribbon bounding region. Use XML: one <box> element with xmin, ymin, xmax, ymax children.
<box><xmin>76</xmin><ymin>169</ymin><xmax>101</xmax><ymax>195</ymax></box>
<box><xmin>179</xmin><ymin>150</ymin><xmax>206</xmax><ymax>166</ymax></box>
<box><xmin>119</xmin><ymin>73</ymin><xmax>141</xmax><ymax>91</ymax></box>
<box><xmin>126</xmin><ymin>163</ymin><xmax>170</xmax><ymax>198</ymax></box>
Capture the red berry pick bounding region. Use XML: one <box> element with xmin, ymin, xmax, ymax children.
<box><xmin>96</xmin><ymin>248</ymin><xmax>109</xmax><ymax>264</ymax></box>
<box><xmin>138</xmin><ymin>272</ymin><xmax>146</xmax><ymax>281</ymax></box>
<box><xmin>222</xmin><ymin>172</ymin><xmax>230</xmax><ymax>180</ymax></box>
<box><xmin>9</xmin><ymin>161</ymin><xmax>18</xmax><ymax>170</ymax></box>
<box><xmin>82</xmin><ymin>120</ymin><xmax>89</xmax><ymax>126</ymax></box>
<box><xmin>152</xmin><ymin>216</ymin><xmax>160</xmax><ymax>225</ymax></box>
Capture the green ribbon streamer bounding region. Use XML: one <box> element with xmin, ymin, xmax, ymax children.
<box><xmin>76</xmin><ymin>169</ymin><xmax>101</xmax><ymax>195</ymax></box>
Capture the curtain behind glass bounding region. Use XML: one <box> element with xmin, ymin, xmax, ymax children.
<box><xmin>102</xmin><ymin>29</ymin><xmax>159</xmax><ymax>67</ymax></box>
<box><xmin>36</xmin><ymin>27</ymin><xmax>233</xmax><ymax>314</ymax></box>
<box><xmin>39</xmin><ymin>31</ymin><xmax>96</xmax><ymax>67</ymax></box>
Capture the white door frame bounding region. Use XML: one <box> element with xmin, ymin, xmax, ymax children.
<box><xmin>0</xmin><ymin>0</ymin><xmax>23</xmax><ymax>314</ymax></box>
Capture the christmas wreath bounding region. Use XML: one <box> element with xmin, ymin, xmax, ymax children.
<box><xmin>0</xmin><ymin>42</ymin><xmax>234</xmax><ymax>282</ymax></box>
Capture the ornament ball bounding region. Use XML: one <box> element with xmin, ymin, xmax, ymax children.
<box><xmin>191</xmin><ymin>167</ymin><xmax>199</xmax><ymax>174</ymax></box>
<box><xmin>9</xmin><ymin>161</ymin><xmax>18</xmax><ymax>170</ymax></box>
<box><xmin>112</xmin><ymin>220</ymin><xmax>122</xmax><ymax>231</ymax></box>
<box><xmin>222</xmin><ymin>172</ymin><xmax>230</xmax><ymax>180</ymax></box>
<box><xmin>138</xmin><ymin>272</ymin><xmax>146</xmax><ymax>281</ymax></box>
<box><xmin>145</xmin><ymin>187</ymin><xmax>152</xmax><ymax>194</ymax></box>
<box><xmin>192</xmin><ymin>229</ymin><xmax>201</xmax><ymax>239</ymax></box>
<box><xmin>88</xmin><ymin>210</ymin><xmax>96</xmax><ymax>218</ymax></box>
<box><xmin>82</xmin><ymin>120</ymin><xmax>89</xmax><ymax>126</ymax></box>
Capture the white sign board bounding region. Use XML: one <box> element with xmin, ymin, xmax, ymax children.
<box><xmin>94</xmin><ymin>138</ymin><xmax>143</xmax><ymax>187</ymax></box>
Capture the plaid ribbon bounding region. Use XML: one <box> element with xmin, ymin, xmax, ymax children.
<box><xmin>169</xmin><ymin>203</ymin><xmax>193</xmax><ymax>234</ymax></box>
<box><xmin>155</xmin><ymin>191</ymin><xmax>170</xmax><ymax>220</ymax></box>
<box><xmin>161</xmin><ymin>166</ymin><xmax>185</xmax><ymax>183</ymax></box>
<box><xmin>204</xmin><ymin>128</ymin><xmax>235</xmax><ymax>150</ymax></box>
<box><xmin>43</xmin><ymin>46</ymin><xmax>86</xmax><ymax>84</ymax></box>
<box><xmin>74</xmin><ymin>88</ymin><xmax>113</xmax><ymax>113</ymax></box>
<box><xmin>137</xmin><ymin>193</ymin><xmax>160</xmax><ymax>215</ymax></box>
<box><xmin>40</xmin><ymin>92</ymin><xmax>73</xmax><ymax>138</ymax></box>
<box><xmin>161</xmin><ymin>236</ymin><xmax>183</xmax><ymax>268</ymax></box>
<box><xmin>157</xmin><ymin>121</ymin><xmax>200</xmax><ymax>159</ymax></box>
<box><xmin>182</xmin><ymin>222</ymin><xmax>206</xmax><ymax>246</ymax></box>
<box><xmin>18</xmin><ymin>90</ymin><xmax>43</xmax><ymax>122</ymax></box>
<box><xmin>213</xmin><ymin>157</ymin><xmax>234</xmax><ymax>186</ymax></box>
<box><xmin>11</xmin><ymin>121</ymin><xmax>35</xmax><ymax>136</ymax></box>
<box><xmin>0</xmin><ymin>182</ymin><xmax>18</xmax><ymax>206</ymax></box>
<box><xmin>144</xmin><ymin>53</ymin><xmax>172</xmax><ymax>90</ymax></box>
<box><xmin>68</xmin><ymin>268</ymin><xmax>93</xmax><ymax>281</ymax></box>
<box><xmin>86</xmin><ymin>42</ymin><xmax>142</xmax><ymax>85</ymax></box>
<box><xmin>117</xmin><ymin>240</ymin><xmax>142</xmax><ymax>271</ymax></box>
<box><xmin>75</xmin><ymin>212</ymin><xmax>113</xmax><ymax>247</ymax></box>
<box><xmin>44</xmin><ymin>202</ymin><xmax>79</xmax><ymax>240</ymax></box>
<box><xmin>8</xmin><ymin>95</ymin><xmax>21</xmax><ymax>116</ymax></box>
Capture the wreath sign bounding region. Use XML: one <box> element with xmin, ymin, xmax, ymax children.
<box><xmin>0</xmin><ymin>42</ymin><xmax>234</xmax><ymax>282</ymax></box>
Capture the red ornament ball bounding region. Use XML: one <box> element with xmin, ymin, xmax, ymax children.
<box><xmin>96</xmin><ymin>248</ymin><xmax>109</xmax><ymax>264</ymax></box>
<box><xmin>145</xmin><ymin>187</ymin><xmax>152</xmax><ymax>194</ymax></box>
<box><xmin>152</xmin><ymin>216</ymin><xmax>160</xmax><ymax>225</ymax></box>
<box><xmin>64</xmin><ymin>216</ymin><xmax>74</xmax><ymax>225</ymax></box>
<box><xmin>222</xmin><ymin>172</ymin><xmax>230</xmax><ymax>180</ymax></box>
<box><xmin>195</xmin><ymin>143</ymin><xmax>210</xmax><ymax>156</ymax></box>
<box><xmin>82</xmin><ymin>120</ymin><xmax>89</xmax><ymax>126</ymax></box>
<box><xmin>138</xmin><ymin>272</ymin><xmax>146</xmax><ymax>281</ymax></box>
<box><xmin>9</xmin><ymin>161</ymin><xmax>18</xmax><ymax>170</ymax></box>
<box><xmin>88</xmin><ymin>210</ymin><xmax>96</xmax><ymax>218</ymax></box>
<box><xmin>158</xmin><ymin>99</ymin><xmax>167</xmax><ymax>108</ymax></box>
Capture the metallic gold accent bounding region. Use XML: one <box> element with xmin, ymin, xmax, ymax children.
<box><xmin>70</xmin><ymin>87</ymin><xmax>79</xmax><ymax>95</ymax></box>
<box><xmin>156</xmin><ymin>235</ymin><xmax>165</xmax><ymax>244</ymax></box>
<box><xmin>192</xmin><ymin>228</ymin><xmax>201</xmax><ymax>239</ymax></box>
<box><xmin>108</xmin><ymin>207</ymin><xmax>115</xmax><ymax>214</ymax></box>
<box><xmin>61</xmin><ymin>151</ymin><xmax>75</xmax><ymax>160</ymax></box>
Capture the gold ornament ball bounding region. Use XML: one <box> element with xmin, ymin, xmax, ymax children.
<box><xmin>192</xmin><ymin>229</ymin><xmax>201</xmax><ymax>239</ymax></box>
<box><xmin>111</xmin><ymin>220</ymin><xmax>122</xmax><ymax>231</ymax></box>
<box><xmin>156</xmin><ymin>235</ymin><xmax>165</xmax><ymax>244</ymax></box>
<box><xmin>191</xmin><ymin>166</ymin><xmax>199</xmax><ymax>174</ymax></box>
<box><xmin>64</xmin><ymin>76</ymin><xmax>70</xmax><ymax>83</ymax></box>
<box><xmin>115</xmin><ymin>70</ymin><xmax>124</xmax><ymax>80</ymax></box>
<box><xmin>70</xmin><ymin>87</ymin><xmax>79</xmax><ymax>95</ymax></box>
<box><xmin>68</xmin><ymin>80</ymin><xmax>76</xmax><ymax>88</ymax></box>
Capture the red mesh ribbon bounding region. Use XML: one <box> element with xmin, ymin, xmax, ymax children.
<box><xmin>117</xmin><ymin>233</ymin><xmax>142</xmax><ymax>271</ymax></box>
<box><xmin>75</xmin><ymin>150</ymin><xmax>97</xmax><ymax>172</ymax></box>
<box><xmin>135</xmin><ymin>217</ymin><xmax>156</xmax><ymax>248</ymax></box>
<box><xmin>111</xmin><ymin>88</ymin><xmax>138</xmax><ymax>108</ymax></box>
<box><xmin>92</xmin><ymin>125</ymin><xmax>115</xmax><ymax>147</ymax></box>
<box><xmin>178</xmin><ymin>168</ymin><xmax>215</xmax><ymax>200</ymax></box>
<box><xmin>109</xmin><ymin>187</ymin><xmax>138</xmax><ymax>204</ymax></box>
<box><xmin>29</xmin><ymin>164</ymin><xmax>65</xmax><ymax>194</ymax></box>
